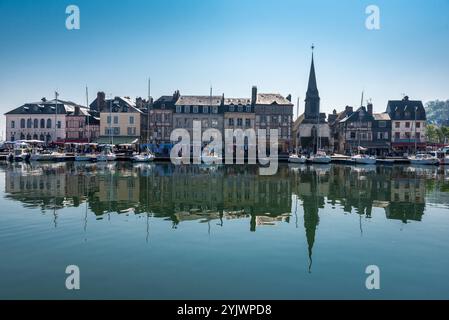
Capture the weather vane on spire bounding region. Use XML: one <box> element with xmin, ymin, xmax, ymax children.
<box><xmin>311</xmin><ymin>44</ymin><xmax>315</xmax><ymax>51</ymax></box>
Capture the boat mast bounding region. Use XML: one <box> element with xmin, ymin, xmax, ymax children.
<box><xmin>109</xmin><ymin>95</ymin><xmax>113</xmax><ymax>145</ymax></box>
<box><xmin>54</xmin><ymin>91</ymin><xmax>58</xmax><ymax>144</ymax></box>
<box><xmin>147</xmin><ymin>77</ymin><xmax>151</xmax><ymax>145</ymax></box>
<box><xmin>414</xmin><ymin>105</ymin><xmax>417</xmax><ymax>154</ymax></box>
<box><xmin>86</xmin><ymin>86</ymin><xmax>90</xmax><ymax>144</ymax></box>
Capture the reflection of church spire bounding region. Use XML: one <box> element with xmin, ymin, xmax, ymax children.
<box><xmin>302</xmin><ymin>171</ymin><xmax>321</xmax><ymax>273</ymax></box>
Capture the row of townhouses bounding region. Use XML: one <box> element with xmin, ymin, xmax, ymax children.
<box><xmin>4</xmin><ymin>54</ymin><xmax>427</xmax><ymax>155</ymax></box>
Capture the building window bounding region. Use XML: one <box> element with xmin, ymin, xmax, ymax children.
<box><xmin>27</xmin><ymin>119</ymin><xmax>32</xmax><ymax>128</ymax></box>
<box><xmin>246</xmin><ymin>105</ymin><xmax>251</xmax><ymax>113</ymax></box>
<box><xmin>350</xmin><ymin>132</ymin><xmax>356</xmax><ymax>139</ymax></box>
<box><xmin>203</xmin><ymin>106</ymin><xmax>209</xmax><ymax>113</ymax></box>
<box><xmin>114</xmin><ymin>127</ymin><xmax>120</xmax><ymax>135</ymax></box>
<box><xmin>20</xmin><ymin>119</ymin><xmax>25</xmax><ymax>128</ymax></box>
<box><xmin>107</xmin><ymin>116</ymin><xmax>111</xmax><ymax>124</ymax></box>
<box><xmin>33</xmin><ymin>119</ymin><xmax>38</xmax><ymax>128</ymax></box>
<box><xmin>40</xmin><ymin>119</ymin><xmax>45</xmax><ymax>128</ymax></box>
<box><xmin>129</xmin><ymin>116</ymin><xmax>134</xmax><ymax>124</ymax></box>
<box><xmin>185</xmin><ymin>105</ymin><xmax>190</xmax><ymax>113</ymax></box>
<box><xmin>11</xmin><ymin>121</ymin><xmax>15</xmax><ymax>129</ymax></box>
<box><xmin>395</xmin><ymin>122</ymin><xmax>400</xmax><ymax>128</ymax></box>
<box><xmin>395</xmin><ymin>132</ymin><xmax>400</xmax><ymax>139</ymax></box>
<box><xmin>193</xmin><ymin>106</ymin><xmax>198</xmax><ymax>113</ymax></box>
<box><xmin>237</xmin><ymin>118</ymin><xmax>243</xmax><ymax>126</ymax></box>
<box><xmin>416</xmin><ymin>122</ymin><xmax>421</xmax><ymax>128</ymax></box>
<box><xmin>113</xmin><ymin>116</ymin><xmax>118</xmax><ymax>124</ymax></box>
<box><xmin>211</xmin><ymin>119</ymin><xmax>218</xmax><ymax>127</ymax></box>
<box><xmin>229</xmin><ymin>106</ymin><xmax>235</xmax><ymax>112</ymax></box>
<box><xmin>261</xmin><ymin>115</ymin><xmax>267</xmax><ymax>123</ymax></box>
<box><xmin>238</xmin><ymin>106</ymin><xmax>243</xmax><ymax>112</ymax></box>
<box><xmin>46</xmin><ymin>119</ymin><xmax>52</xmax><ymax>128</ymax></box>
<box><xmin>212</xmin><ymin>107</ymin><xmax>218</xmax><ymax>114</ymax></box>
<box><xmin>57</xmin><ymin>121</ymin><xmax>61</xmax><ymax>129</ymax></box>
<box><xmin>379</xmin><ymin>121</ymin><xmax>386</xmax><ymax>128</ymax></box>
<box><xmin>176</xmin><ymin>106</ymin><xmax>181</xmax><ymax>113</ymax></box>
<box><xmin>228</xmin><ymin>118</ymin><xmax>234</xmax><ymax>126</ymax></box>
<box><xmin>405</xmin><ymin>132</ymin><xmax>411</xmax><ymax>139</ymax></box>
<box><xmin>245</xmin><ymin>119</ymin><xmax>251</xmax><ymax>127</ymax></box>
<box><xmin>127</xmin><ymin>127</ymin><xmax>136</xmax><ymax>135</ymax></box>
<box><xmin>416</xmin><ymin>132</ymin><xmax>421</xmax><ymax>139</ymax></box>
<box><xmin>405</xmin><ymin>122</ymin><xmax>410</xmax><ymax>128</ymax></box>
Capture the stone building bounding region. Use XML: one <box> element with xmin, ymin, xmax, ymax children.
<box><xmin>149</xmin><ymin>91</ymin><xmax>180</xmax><ymax>144</ymax></box>
<box><xmin>5</xmin><ymin>97</ymin><xmax>89</xmax><ymax>144</ymax></box>
<box><xmin>253</xmin><ymin>86</ymin><xmax>293</xmax><ymax>153</ymax></box>
<box><xmin>173</xmin><ymin>94</ymin><xmax>225</xmax><ymax>143</ymax></box>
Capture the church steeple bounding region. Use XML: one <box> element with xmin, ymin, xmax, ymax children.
<box><xmin>304</xmin><ymin>44</ymin><xmax>320</xmax><ymax>120</ymax></box>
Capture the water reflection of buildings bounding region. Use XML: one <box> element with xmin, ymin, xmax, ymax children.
<box><xmin>3</xmin><ymin>162</ymin><xmax>447</xmax><ymax>271</ymax></box>
<box><xmin>3</xmin><ymin>163</ymin><xmax>439</xmax><ymax>225</ymax></box>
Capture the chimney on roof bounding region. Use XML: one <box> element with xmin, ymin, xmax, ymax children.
<box><xmin>251</xmin><ymin>86</ymin><xmax>257</xmax><ymax>105</ymax></box>
<box><xmin>403</xmin><ymin>95</ymin><xmax>409</xmax><ymax>101</ymax></box>
<box><xmin>345</xmin><ymin>106</ymin><xmax>353</xmax><ymax>114</ymax></box>
<box><xmin>41</xmin><ymin>97</ymin><xmax>47</xmax><ymax>102</ymax></box>
<box><xmin>367</xmin><ymin>102</ymin><xmax>373</xmax><ymax>115</ymax></box>
<box><xmin>173</xmin><ymin>90</ymin><xmax>180</xmax><ymax>101</ymax></box>
<box><xmin>286</xmin><ymin>94</ymin><xmax>292</xmax><ymax>102</ymax></box>
<box><xmin>74</xmin><ymin>105</ymin><xmax>80</xmax><ymax>115</ymax></box>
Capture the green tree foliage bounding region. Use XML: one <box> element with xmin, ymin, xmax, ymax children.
<box><xmin>425</xmin><ymin>100</ymin><xmax>449</xmax><ymax>125</ymax></box>
<box><xmin>426</xmin><ymin>124</ymin><xmax>449</xmax><ymax>144</ymax></box>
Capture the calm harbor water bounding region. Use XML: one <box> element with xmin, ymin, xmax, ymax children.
<box><xmin>0</xmin><ymin>161</ymin><xmax>449</xmax><ymax>299</ymax></box>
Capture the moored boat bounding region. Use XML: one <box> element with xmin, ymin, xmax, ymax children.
<box><xmin>132</xmin><ymin>153</ymin><xmax>155</xmax><ymax>162</ymax></box>
<box><xmin>408</xmin><ymin>153</ymin><xmax>439</xmax><ymax>165</ymax></box>
<box><xmin>97</xmin><ymin>150</ymin><xmax>117</xmax><ymax>162</ymax></box>
<box><xmin>289</xmin><ymin>154</ymin><xmax>307</xmax><ymax>163</ymax></box>
<box><xmin>351</xmin><ymin>154</ymin><xmax>377</xmax><ymax>165</ymax></box>
<box><xmin>309</xmin><ymin>150</ymin><xmax>331</xmax><ymax>164</ymax></box>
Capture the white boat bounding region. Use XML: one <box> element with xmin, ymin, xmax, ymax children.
<box><xmin>97</xmin><ymin>151</ymin><xmax>117</xmax><ymax>162</ymax></box>
<box><xmin>132</xmin><ymin>153</ymin><xmax>155</xmax><ymax>162</ymax></box>
<box><xmin>288</xmin><ymin>154</ymin><xmax>307</xmax><ymax>163</ymax></box>
<box><xmin>309</xmin><ymin>150</ymin><xmax>331</xmax><ymax>164</ymax></box>
<box><xmin>30</xmin><ymin>150</ymin><xmax>64</xmax><ymax>161</ymax></box>
<box><xmin>351</xmin><ymin>154</ymin><xmax>377</xmax><ymax>165</ymax></box>
<box><xmin>75</xmin><ymin>154</ymin><xmax>97</xmax><ymax>162</ymax></box>
<box><xmin>408</xmin><ymin>153</ymin><xmax>439</xmax><ymax>165</ymax></box>
<box><xmin>10</xmin><ymin>142</ymin><xmax>31</xmax><ymax>161</ymax></box>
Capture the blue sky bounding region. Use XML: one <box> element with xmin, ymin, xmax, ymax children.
<box><xmin>1</xmin><ymin>0</ymin><xmax>448</xmax><ymax>134</ymax></box>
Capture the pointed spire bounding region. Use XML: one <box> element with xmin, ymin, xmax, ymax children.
<box><xmin>307</xmin><ymin>44</ymin><xmax>319</xmax><ymax>96</ymax></box>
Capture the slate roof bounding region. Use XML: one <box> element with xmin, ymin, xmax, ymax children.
<box><xmin>373</xmin><ymin>113</ymin><xmax>391</xmax><ymax>121</ymax></box>
<box><xmin>339</xmin><ymin>106</ymin><xmax>374</xmax><ymax>123</ymax></box>
<box><xmin>224</xmin><ymin>98</ymin><xmax>251</xmax><ymax>105</ymax></box>
<box><xmin>386</xmin><ymin>97</ymin><xmax>426</xmax><ymax>121</ymax></box>
<box><xmin>256</xmin><ymin>94</ymin><xmax>293</xmax><ymax>106</ymax></box>
<box><xmin>5</xmin><ymin>99</ymin><xmax>86</xmax><ymax>115</ymax></box>
<box><xmin>175</xmin><ymin>95</ymin><xmax>223</xmax><ymax>106</ymax></box>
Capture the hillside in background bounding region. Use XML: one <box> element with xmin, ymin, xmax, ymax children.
<box><xmin>425</xmin><ymin>100</ymin><xmax>449</xmax><ymax>126</ymax></box>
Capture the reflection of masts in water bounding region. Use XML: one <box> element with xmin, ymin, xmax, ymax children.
<box><xmin>359</xmin><ymin>214</ymin><xmax>363</xmax><ymax>237</ymax></box>
<box><xmin>146</xmin><ymin>170</ymin><xmax>150</xmax><ymax>244</ymax></box>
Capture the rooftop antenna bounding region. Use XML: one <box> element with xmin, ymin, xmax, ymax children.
<box><xmin>360</xmin><ymin>90</ymin><xmax>364</xmax><ymax>107</ymax></box>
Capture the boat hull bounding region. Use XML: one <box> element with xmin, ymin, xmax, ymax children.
<box><xmin>309</xmin><ymin>157</ymin><xmax>331</xmax><ymax>164</ymax></box>
<box><xmin>352</xmin><ymin>158</ymin><xmax>377</xmax><ymax>165</ymax></box>
<box><xmin>409</xmin><ymin>159</ymin><xmax>439</xmax><ymax>165</ymax></box>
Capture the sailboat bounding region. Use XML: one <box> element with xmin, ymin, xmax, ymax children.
<box><xmin>351</xmin><ymin>94</ymin><xmax>376</xmax><ymax>165</ymax></box>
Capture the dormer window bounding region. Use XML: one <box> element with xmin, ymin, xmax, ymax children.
<box><xmin>229</xmin><ymin>105</ymin><xmax>235</xmax><ymax>112</ymax></box>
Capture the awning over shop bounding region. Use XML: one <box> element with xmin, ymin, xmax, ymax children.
<box><xmin>94</xmin><ymin>136</ymin><xmax>139</xmax><ymax>145</ymax></box>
